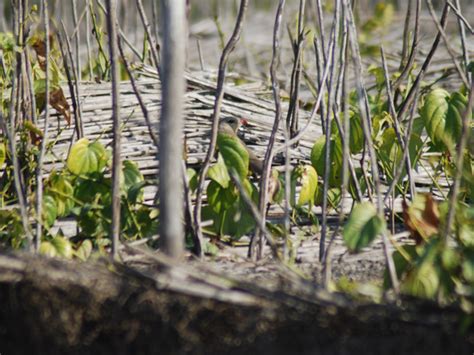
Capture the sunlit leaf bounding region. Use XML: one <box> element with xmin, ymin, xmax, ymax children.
<box><xmin>47</xmin><ymin>172</ymin><xmax>75</xmax><ymax>217</ymax></box>
<box><xmin>67</xmin><ymin>138</ymin><xmax>108</xmax><ymax>175</ymax></box>
<box><xmin>0</xmin><ymin>141</ymin><xmax>5</xmax><ymax>167</ymax></box>
<box><xmin>75</xmin><ymin>239</ymin><xmax>93</xmax><ymax>261</ymax></box>
<box><xmin>343</xmin><ymin>202</ymin><xmax>385</xmax><ymax>252</ymax></box>
<box><xmin>40</xmin><ymin>236</ymin><xmax>73</xmax><ymax>259</ymax></box>
<box><xmin>291</xmin><ymin>165</ymin><xmax>318</xmax><ymax>207</ymax></box>
<box><xmin>208</xmin><ymin>153</ymin><xmax>230</xmax><ymax>188</ymax></box>
<box><xmin>42</xmin><ymin>194</ymin><xmax>58</xmax><ymax>228</ymax></box>
<box><xmin>50</xmin><ymin>236</ymin><xmax>74</xmax><ymax>258</ymax></box>
<box><xmin>421</xmin><ymin>89</ymin><xmax>468</xmax><ymax>152</ymax></box>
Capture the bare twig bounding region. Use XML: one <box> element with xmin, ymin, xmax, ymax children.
<box><xmin>392</xmin><ymin>0</ymin><xmax>421</xmax><ymax>93</ymax></box>
<box><xmin>251</xmin><ymin>0</ymin><xmax>286</xmax><ymax>260</ymax></box>
<box><xmin>2</xmin><ymin>1</ymin><xmax>33</xmax><ymax>249</ymax></box>
<box><xmin>381</xmin><ymin>47</ymin><xmax>416</xmax><ymax>204</ymax></box>
<box><xmin>56</xmin><ymin>29</ymin><xmax>82</xmax><ymax>141</ymax></box>
<box><xmin>344</xmin><ymin>0</ymin><xmax>399</xmax><ymax>292</ymax></box>
<box><xmin>59</xmin><ymin>21</ymin><xmax>84</xmax><ymax>138</ymax></box>
<box><xmin>136</xmin><ymin>0</ymin><xmax>160</xmax><ymax>71</ymax></box>
<box><xmin>285</xmin><ymin>0</ymin><xmax>306</xmax><ymax>139</ymax></box>
<box><xmin>105</xmin><ymin>0</ymin><xmax>122</xmax><ymax>260</ymax></box>
<box><xmin>323</xmin><ymin>0</ymin><xmax>349</xmax><ymax>286</ymax></box>
<box><xmin>117</xmin><ymin>39</ymin><xmax>158</xmax><ymax>147</ymax></box>
<box><xmin>447</xmin><ymin>0</ymin><xmax>474</xmax><ymax>35</ymax></box>
<box><xmin>230</xmin><ymin>171</ymin><xmax>279</xmax><ymax>259</ymax></box>
<box><xmin>426</xmin><ymin>0</ymin><xmax>469</xmax><ymax>88</ymax></box>
<box><xmin>273</xmin><ymin>46</ymin><xmax>332</xmax><ymax>154</ymax></box>
<box><xmin>35</xmin><ymin>0</ymin><xmax>51</xmax><ymax>252</ymax></box>
<box><xmin>193</xmin><ymin>0</ymin><xmax>249</xmax><ymax>258</ymax></box>
<box><xmin>451</xmin><ymin>0</ymin><xmax>472</xmax><ymax>83</ymax></box>
<box><xmin>397</xmin><ymin>3</ymin><xmax>449</xmax><ymax>120</ymax></box>
<box><xmin>320</xmin><ymin>1</ymin><xmax>342</xmax><ymax>262</ymax></box>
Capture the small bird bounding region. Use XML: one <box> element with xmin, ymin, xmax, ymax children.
<box><xmin>218</xmin><ymin>117</ymin><xmax>281</xmax><ymax>204</ymax></box>
<box><xmin>218</xmin><ymin>116</ymin><xmax>263</xmax><ymax>175</ymax></box>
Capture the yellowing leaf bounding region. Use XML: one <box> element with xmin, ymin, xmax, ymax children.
<box><xmin>67</xmin><ymin>138</ymin><xmax>108</xmax><ymax>175</ymax></box>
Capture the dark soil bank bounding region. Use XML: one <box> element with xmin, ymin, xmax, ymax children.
<box><xmin>0</xmin><ymin>253</ymin><xmax>472</xmax><ymax>355</ymax></box>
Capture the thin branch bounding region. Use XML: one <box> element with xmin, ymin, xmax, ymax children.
<box><xmin>105</xmin><ymin>0</ymin><xmax>122</xmax><ymax>260</ymax></box>
<box><xmin>251</xmin><ymin>0</ymin><xmax>286</xmax><ymax>260</ymax></box>
<box><xmin>344</xmin><ymin>0</ymin><xmax>399</xmax><ymax>292</ymax></box>
<box><xmin>35</xmin><ymin>0</ymin><xmax>51</xmax><ymax>252</ymax></box>
<box><xmin>193</xmin><ymin>0</ymin><xmax>249</xmax><ymax>258</ymax></box>
<box><xmin>397</xmin><ymin>3</ymin><xmax>449</xmax><ymax>120</ymax></box>
<box><xmin>425</xmin><ymin>0</ymin><xmax>469</xmax><ymax>88</ymax></box>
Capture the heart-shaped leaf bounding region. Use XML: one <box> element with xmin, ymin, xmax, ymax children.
<box><xmin>43</xmin><ymin>194</ymin><xmax>58</xmax><ymax>228</ymax></box>
<box><xmin>343</xmin><ymin>202</ymin><xmax>386</xmax><ymax>252</ymax></box>
<box><xmin>47</xmin><ymin>172</ymin><xmax>75</xmax><ymax>217</ymax></box>
<box><xmin>310</xmin><ymin>135</ymin><xmax>343</xmax><ymax>187</ymax></box>
<box><xmin>74</xmin><ymin>239</ymin><xmax>93</xmax><ymax>261</ymax></box>
<box><xmin>217</xmin><ymin>134</ymin><xmax>249</xmax><ymax>180</ymax></box>
<box><xmin>208</xmin><ymin>153</ymin><xmax>230</xmax><ymax>188</ymax></box>
<box><xmin>122</xmin><ymin>160</ymin><xmax>144</xmax><ymax>202</ymax></box>
<box><xmin>421</xmin><ymin>89</ymin><xmax>468</xmax><ymax>152</ymax></box>
<box><xmin>291</xmin><ymin>165</ymin><xmax>318</xmax><ymax>207</ymax></box>
<box><xmin>67</xmin><ymin>138</ymin><xmax>108</xmax><ymax>175</ymax></box>
<box><xmin>40</xmin><ymin>236</ymin><xmax>73</xmax><ymax>258</ymax></box>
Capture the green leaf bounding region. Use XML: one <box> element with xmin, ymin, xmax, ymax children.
<box><xmin>310</xmin><ymin>135</ymin><xmax>343</xmax><ymax>187</ymax></box>
<box><xmin>67</xmin><ymin>138</ymin><xmax>109</xmax><ymax>175</ymax></box>
<box><xmin>401</xmin><ymin>263</ymin><xmax>440</xmax><ymax>300</ymax></box>
<box><xmin>187</xmin><ymin>168</ymin><xmax>198</xmax><ymax>192</ymax></box>
<box><xmin>349</xmin><ymin>112</ymin><xmax>364</xmax><ymax>154</ymax></box>
<box><xmin>43</xmin><ymin>194</ymin><xmax>58</xmax><ymax>228</ymax></box>
<box><xmin>343</xmin><ymin>202</ymin><xmax>386</xmax><ymax>252</ymax></box>
<box><xmin>462</xmin><ymin>258</ymin><xmax>474</xmax><ymax>283</ymax></box>
<box><xmin>217</xmin><ymin>134</ymin><xmax>249</xmax><ymax>180</ymax></box>
<box><xmin>314</xmin><ymin>186</ymin><xmax>342</xmax><ymax>209</ymax></box>
<box><xmin>208</xmin><ymin>153</ymin><xmax>230</xmax><ymax>188</ymax></box>
<box><xmin>75</xmin><ymin>239</ymin><xmax>93</xmax><ymax>261</ymax></box>
<box><xmin>0</xmin><ymin>141</ymin><xmax>6</xmax><ymax>167</ymax></box>
<box><xmin>421</xmin><ymin>89</ymin><xmax>468</xmax><ymax>152</ymax></box>
<box><xmin>40</xmin><ymin>236</ymin><xmax>73</xmax><ymax>258</ymax></box>
<box><xmin>291</xmin><ymin>165</ymin><xmax>318</xmax><ymax>207</ymax></box>
<box><xmin>203</xmin><ymin>241</ymin><xmax>219</xmax><ymax>256</ymax></box>
<box><xmin>50</xmin><ymin>236</ymin><xmax>74</xmax><ymax>258</ymax></box>
<box><xmin>47</xmin><ymin>172</ymin><xmax>75</xmax><ymax>217</ymax></box>
<box><xmin>206</xmin><ymin>181</ymin><xmax>237</xmax><ymax>214</ymax></box>
<box><xmin>39</xmin><ymin>241</ymin><xmax>57</xmax><ymax>257</ymax></box>
<box><xmin>122</xmin><ymin>160</ymin><xmax>144</xmax><ymax>202</ymax></box>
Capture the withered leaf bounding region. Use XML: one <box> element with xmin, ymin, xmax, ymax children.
<box><xmin>50</xmin><ymin>88</ymin><xmax>71</xmax><ymax>125</ymax></box>
<box><xmin>402</xmin><ymin>194</ymin><xmax>440</xmax><ymax>245</ymax></box>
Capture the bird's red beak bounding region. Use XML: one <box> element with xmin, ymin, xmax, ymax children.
<box><xmin>240</xmin><ymin>118</ymin><xmax>249</xmax><ymax>126</ymax></box>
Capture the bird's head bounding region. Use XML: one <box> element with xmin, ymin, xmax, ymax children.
<box><xmin>219</xmin><ymin>116</ymin><xmax>249</xmax><ymax>133</ymax></box>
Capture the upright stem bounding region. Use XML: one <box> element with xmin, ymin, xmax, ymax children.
<box><xmin>159</xmin><ymin>0</ymin><xmax>187</xmax><ymax>259</ymax></box>
<box><xmin>105</xmin><ymin>0</ymin><xmax>122</xmax><ymax>260</ymax></box>
<box><xmin>193</xmin><ymin>0</ymin><xmax>249</xmax><ymax>257</ymax></box>
<box><xmin>252</xmin><ymin>0</ymin><xmax>286</xmax><ymax>260</ymax></box>
<box><xmin>35</xmin><ymin>0</ymin><xmax>51</xmax><ymax>252</ymax></box>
